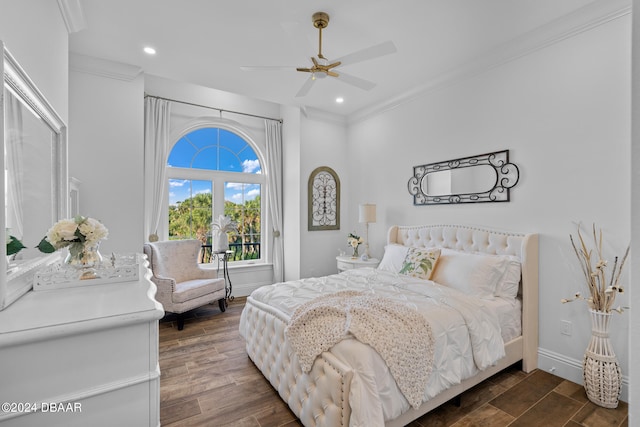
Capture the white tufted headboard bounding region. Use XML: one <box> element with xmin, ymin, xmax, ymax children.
<box><xmin>387</xmin><ymin>224</ymin><xmax>539</xmax><ymax>372</ymax></box>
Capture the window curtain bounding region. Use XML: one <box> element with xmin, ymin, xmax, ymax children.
<box><xmin>265</xmin><ymin>120</ymin><xmax>284</xmax><ymax>283</ymax></box>
<box><xmin>4</xmin><ymin>90</ymin><xmax>24</xmax><ymax>238</ymax></box>
<box><xmin>143</xmin><ymin>97</ymin><xmax>171</xmax><ymax>241</ymax></box>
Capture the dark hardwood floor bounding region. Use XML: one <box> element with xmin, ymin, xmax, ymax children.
<box><xmin>159</xmin><ymin>297</ymin><xmax>628</xmax><ymax>427</ymax></box>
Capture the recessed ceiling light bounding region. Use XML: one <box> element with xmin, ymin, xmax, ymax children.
<box><xmin>336</xmin><ymin>97</ymin><xmax>344</xmax><ymax>104</ymax></box>
<box><xmin>143</xmin><ymin>46</ymin><xmax>156</xmax><ymax>55</ymax></box>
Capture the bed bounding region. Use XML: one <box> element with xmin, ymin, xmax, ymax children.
<box><xmin>239</xmin><ymin>224</ymin><xmax>539</xmax><ymax>427</ymax></box>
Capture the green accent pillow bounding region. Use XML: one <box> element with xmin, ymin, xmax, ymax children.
<box><xmin>398</xmin><ymin>247</ymin><xmax>441</xmax><ymax>280</ymax></box>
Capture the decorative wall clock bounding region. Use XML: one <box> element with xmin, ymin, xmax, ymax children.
<box><xmin>308</xmin><ymin>166</ymin><xmax>340</xmax><ymax>231</ymax></box>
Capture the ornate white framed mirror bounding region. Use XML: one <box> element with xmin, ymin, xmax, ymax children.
<box><xmin>1</xmin><ymin>41</ymin><xmax>68</xmax><ymax>310</ymax></box>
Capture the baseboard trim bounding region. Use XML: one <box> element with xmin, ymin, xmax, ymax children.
<box><xmin>538</xmin><ymin>347</ymin><xmax>629</xmax><ymax>403</ymax></box>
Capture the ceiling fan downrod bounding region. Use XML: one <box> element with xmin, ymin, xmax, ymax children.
<box><xmin>312</xmin><ymin>12</ymin><xmax>329</xmax><ymax>60</ymax></box>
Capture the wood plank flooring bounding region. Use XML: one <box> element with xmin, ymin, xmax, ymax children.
<box><xmin>159</xmin><ymin>297</ymin><xmax>628</xmax><ymax>427</ymax></box>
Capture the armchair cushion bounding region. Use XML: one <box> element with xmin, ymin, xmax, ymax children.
<box><xmin>173</xmin><ymin>278</ymin><xmax>225</xmax><ymax>303</ymax></box>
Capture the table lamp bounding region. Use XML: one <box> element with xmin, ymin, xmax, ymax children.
<box><xmin>358</xmin><ymin>203</ymin><xmax>376</xmax><ymax>258</ymax></box>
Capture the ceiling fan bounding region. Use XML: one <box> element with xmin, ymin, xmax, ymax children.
<box><xmin>240</xmin><ymin>11</ymin><xmax>397</xmax><ymax>97</ymax></box>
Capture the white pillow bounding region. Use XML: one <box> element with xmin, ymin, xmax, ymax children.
<box><xmin>431</xmin><ymin>248</ymin><xmax>508</xmax><ymax>299</ymax></box>
<box><xmin>494</xmin><ymin>256</ymin><xmax>521</xmax><ymax>299</ymax></box>
<box><xmin>377</xmin><ymin>244</ymin><xmax>409</xmax><ymax>273</ymax></box>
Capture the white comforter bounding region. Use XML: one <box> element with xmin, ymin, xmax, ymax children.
<box><xmin>240</xmin><ymin>268</ymin><xmax>506</xmax><ymax>426</ymax></box>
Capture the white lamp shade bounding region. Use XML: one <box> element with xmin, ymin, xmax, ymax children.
<box><xmin>359</xmin><ymin>204</ymin><xmax>377</xmax><ymax>223</ymax></box>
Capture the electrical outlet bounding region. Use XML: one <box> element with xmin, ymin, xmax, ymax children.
<box><xmin>561</xmin><ymin>320</ymin><xmax>572</xmax><ymax>336</ymax></box>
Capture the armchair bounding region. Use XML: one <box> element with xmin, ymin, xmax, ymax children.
<box><xmin>143</xmin><ymin>239</ymin><xmax>226</xmax><ymax>330</ymax></box>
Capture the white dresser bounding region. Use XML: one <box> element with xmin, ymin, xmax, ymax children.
<box><xmin>0</xmin><ymin>259</ymin><xmax>164</xmax><ymax>426</ymax></box>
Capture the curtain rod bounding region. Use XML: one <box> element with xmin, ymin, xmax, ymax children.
<box><xmin>144</xmin><ymin>93</ymin><xmax>283</xmax><ymax>123</ymax></box>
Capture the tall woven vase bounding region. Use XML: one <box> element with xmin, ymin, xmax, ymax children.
<box><xmin>582</xmin><ymin>309</ymin><xmax>621</xmax><ymax>408</ymax></box>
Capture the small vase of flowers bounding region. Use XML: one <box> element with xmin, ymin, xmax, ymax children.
<box><xmin>347</xmin><ymin>232</ymin><xmax>363</xmax><ymax>258</ymax></box>
<box><xmin>41</xmin><ymin>216</ymin><xmax>109</xmax><ymax>279</ymax></box>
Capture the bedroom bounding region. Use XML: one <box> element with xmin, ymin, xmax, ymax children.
<box><xmin>0</xmin><ymin>0</ymin><xmax>638</xmax><ymax>425</ymax></box>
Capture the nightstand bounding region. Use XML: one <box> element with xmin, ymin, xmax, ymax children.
<box><xmin>336</xmin><ymin>255</ymin><xmax>380</xmax><ymax>272</ymax></box>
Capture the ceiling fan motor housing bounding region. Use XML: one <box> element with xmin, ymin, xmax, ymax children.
<box><xmin>312</xmin><ymin>12</ymin><xmax>329</xmax><ymax>29</ymax></box>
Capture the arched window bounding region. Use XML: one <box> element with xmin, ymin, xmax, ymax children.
<box><xmin>167</xmin><ymin>126</ymin><xmax>264</xmax><ymax>263</ymax></box>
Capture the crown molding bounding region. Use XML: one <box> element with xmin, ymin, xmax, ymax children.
<box><xmin>302</xmin><ymin>106</ymin><xmax>348</xmax><ymax>125</ymax></box>
<box><xmin>70</xmin><ymin>53</ymin><xmax>143</xmax><ymax>82</ymax></box>
<box><xmin>57</xmin><ymin>0</ymin><xmax>86</xmax><ymax>34</ymax></box>
<box><xmin>348</xmin><ymin>0</ymin><xmax>631</xmax><ymax>125</ymax></box>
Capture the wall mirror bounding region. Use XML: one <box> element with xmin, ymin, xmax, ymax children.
<box><xmin>407</xmin><ymin>150</ymin><xmax>519</xmax><ymax>205</ymax></box>
<box><xmin>1</xmin><ymin>42</ymin><xmax>68</xmax><ymax>310</ymax></box>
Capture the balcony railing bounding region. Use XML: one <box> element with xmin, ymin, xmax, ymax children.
<box><xmin>200</xmin><ymin>242</ymin><xmax>261</xmax><ymax>263</ymax></box>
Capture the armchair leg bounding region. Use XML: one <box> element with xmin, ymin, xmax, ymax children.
<box><xmin>177</xmin><ymin>313</ymin><xmax>185</xmax><ymax>331</ymax></box>
<box><xmin>218</xmin><ymin>298</ymin><xmax>226</xmax><ymax>312</ymax></box>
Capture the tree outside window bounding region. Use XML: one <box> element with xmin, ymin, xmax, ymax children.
<box><xmin>225</xmin><ymin>183</ymin><xmax>261</xmax><ymax>261</ymax></box>
<box><xmin>168</xmin><ymin>179</ymin><xmax>212</xmax><ymax>241</ymax></box>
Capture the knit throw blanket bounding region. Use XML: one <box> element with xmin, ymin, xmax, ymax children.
<box><xmin>284</xmin><ymin>290</ymin><xmax>435</xmax><ymax>409</ymax></box>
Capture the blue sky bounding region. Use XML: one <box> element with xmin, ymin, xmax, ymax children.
<box><xmin>167</xmin><ymin>128</ymin><xmax>261</xmax><ymax>206</ymax></box>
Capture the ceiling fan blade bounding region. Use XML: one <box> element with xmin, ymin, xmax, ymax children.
<box><xmin>240</xmin><ymin>66</ymin><xmax>295</xmax><ymax>72</ymax></box>
<box><xmin>335</xmin><ymin>71</ymin><xmax>376</xmax><ymax>91</ymax></box>
<box><xmin>295</xmin><ymin>76</ymin><xmax>316</xmax><ymax>97</ymax></box>
<box><xmin>326</xmin><ymin>61</ymin><xmax>341</xmax><ymax>70</ymax></box>
<box><xmin>333</xmin><ymin>40</ymin><xmax>397</xmax><ymax>66</ymax></box>
<box><xmin>296</xmin><ymin>67</ymin><xmax>313</xmax><ymax>73</ymax></box>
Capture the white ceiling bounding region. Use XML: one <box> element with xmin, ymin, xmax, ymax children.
<box><xmin>69</xmin><ymin>0</ymin><xmax>599</xmax><ymax>118</ymax></box>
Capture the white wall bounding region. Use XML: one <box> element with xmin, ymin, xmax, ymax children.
<box><xmin>282</xmin><ymin>105</ymin><xmax>302</xmax><ymax>281</ymax></box>
<box><xmin>300</xmin><ymin>114</ymin><xmax>349</xmax><ymax>278</ymax></box>
<box><xmin>630</xmin><ymin>0</ymin><xmax>639</xmax><ymax>422</ymax></box>
<box><xmin>68</xmin><ymin>57</ymin><xmax>144</xmax><ymax>255</ymax></box>
<box><xmin>145</xmin><ymin>74</ymin><xmax>281</xmax><ymax>125</ymax></box>
<box><xmin>347</xmin><ymin>14</ymin><xmax>631</xmax><ymax>399</ymax></box>
<box><xmin>0</xmin><ymin>0</ymin><xmax>69</xmax><ymax>123</ymax></box>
